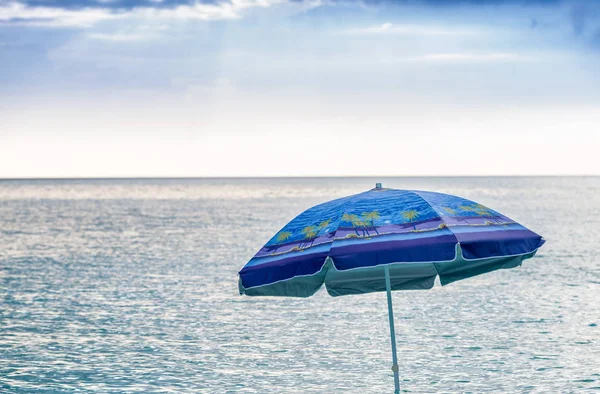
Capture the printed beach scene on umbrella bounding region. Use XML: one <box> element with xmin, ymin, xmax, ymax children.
<box><xmin>258</xmin><ymin>190</ymin><xmax>518</xmax><ymax>258</ymax></box>
<box><xmin>240</xmin><ymin>186</ymin><xmax>545</xmax><ymax>293</ymax></box>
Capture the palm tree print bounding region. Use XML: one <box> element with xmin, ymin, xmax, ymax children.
<box><xmin>272</xmin><ymin>230</ymin><xmax>292</xmax><ymax>253</ymax></box>
<box><xmin>302</xmin><ymin>226</ymin><xmax>317</xmax><ymax>238</ymax></box>
<box><xmin>276</xmin><ymin>231</ymin><xmax>292</xmax><ymax>243</ymax></box>
<box><xmin>356</xmin><ymin>219</ymin><xmax>371</xmax><ymax>237</ymax></box>
<box><xmin>459</xmin><ymin>204</ymin><xmax>493</xmax><ymax>216</ymax></box>
<box><xmin>300</xmin><ymin>225</ymin><xmax>317</xmax><ymax>249</ymax></box>
<box><xmin>472</xmin><ymin>204</ymin><xmax>494</xmax><ymax>216</ymax></box>
<box><xmin>342</xmin><ymin>213</ymin><xmax>361</xmax><ymax>236</ymax></box>
<box><xmin>317</xmin><ymin>219</ymin><xmax>331</xmax><ymax>231</ymax></box>
<box><xmin>341</xmin><ymin>213</ymin><xmax>358</xmax><ymax>223</ymax></box>
<box><xmin>442</xmin><ymin>207</ymin><xmax>456</xmax><ymax>215</ymax></box>
<box><xmin>361</xmin><ymin>211</ymin><xmax>380</xmax><ymax>235</ymax></box>
<box><xmin>402</xmin><ymin>210</ymin><xmax>420</xmax><ymax>230</ymax></box>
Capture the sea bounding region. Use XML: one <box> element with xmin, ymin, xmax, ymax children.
<box><xmin>1</xmin><ymin>177</ymin><xmax>598</xmax><ymax>393</ymax></box>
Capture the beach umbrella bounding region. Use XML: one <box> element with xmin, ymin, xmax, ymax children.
<box><xmin>238</xmin><ymin>184</ymin><xmax>545</xmax><ymax>393</ymax></box>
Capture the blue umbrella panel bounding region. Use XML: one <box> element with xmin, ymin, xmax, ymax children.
<box><xmin>239</xmin><ymin>186</ymin><xmax>544</xmax><ymax>297</ymax></box>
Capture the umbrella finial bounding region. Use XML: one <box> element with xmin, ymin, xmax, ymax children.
<box><xmin>376</xmin><ymin>183</ymin><xmax>382</xmax><ymax>189</ymax></box>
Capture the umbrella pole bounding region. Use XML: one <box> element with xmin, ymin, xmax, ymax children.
<box><xmin>384</xmin><ymin>265</ymin><xmax>400</xmax><ymax>394</ymax></box>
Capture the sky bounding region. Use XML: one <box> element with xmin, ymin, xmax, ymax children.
<box><xmin>1</xmin><ymin>0</ymin><xmax>599</xmax><ymax>177</ymax></box>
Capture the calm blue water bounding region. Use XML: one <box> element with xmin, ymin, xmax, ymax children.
<box><xmin>1</xmin><ymin>177</ymin><xmax>599</xmax><ymax>393</ymax></box>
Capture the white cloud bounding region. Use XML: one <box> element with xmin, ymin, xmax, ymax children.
<box><xmin>344</xmin><ymin>22</ymin><xmax>477</xmax><ymax>36</ymax></box>
<box><xmin>408</xmin><ymin>52</ymin><xmax>529</xmax><ymax>63</ymax></box>
<box><xmin>87</xmin><ymin>32</ymin><xmax>149</xmax><ymax>41</ymax></box>
<box><xmin>0</xmin><ymin>2</ymin><xmax>121</xmax><ymax>27</ymax></box>
<box><xmin>0</xmin><ymin>0</ymin><xmax>283</xmax><ymax>27</ymax></box>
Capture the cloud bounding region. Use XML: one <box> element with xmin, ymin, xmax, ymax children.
<box><xmin>407</xmin><ymin>52</ymin><xmax>528</xmax><ymax>63</ymax></box>
<box><xmin>321</xmin><ymin>0</ymin><xmax>563</xmax><ymax>5</ymax></box>
<box><xmin>0</xmin><ymin>2</ymin><xmax>120</xmax><ymax>26</ymax></box>
<box><xmin>87</xmin><ymin>32</ymin><xmax>148</xmax><ymax>40</ymax></box>
<box><xmin>316</xmin><ymin>0</ymin><xmax>600</xmax><ymax>51</ymax></box>
<box><xmin>412</xmin><ymin>0</ymin><xmax>562</xmax><ymax>5</ymax></box>
<box><xmin>0</xmin><ymin>0</ymin><xmax>282</xmax><ymax>27</ymax></box>
<box><xmin>344</xmin><ymin>22</ymin><xmax>476</xmax><ymax>36</ymax></box>
<box><xmin>4</xmin><ymin>0</ymin><xmax>227</xmax><ymax>10</ymax></box>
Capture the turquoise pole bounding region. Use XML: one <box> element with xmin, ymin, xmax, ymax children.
<box><xmin>384</xmin><ymin>265</ymin><xmax>400</xmax><ymax>394</ymax></box>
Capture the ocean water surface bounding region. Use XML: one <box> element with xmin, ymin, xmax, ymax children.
<box><xmin>1</xmin><ymin>177</ymin><xmax>599</xmax><ymax>393</ymax></box>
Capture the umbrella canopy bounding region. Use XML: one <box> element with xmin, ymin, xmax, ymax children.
<box><xmin>239</xmin><ymin>185</ymin><xmax>544</xmax><ymax>297</ymax></box>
